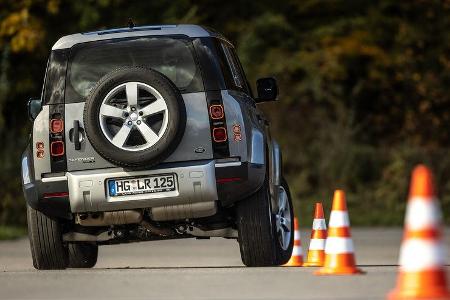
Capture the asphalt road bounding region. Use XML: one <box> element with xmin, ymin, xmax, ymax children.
<box><xmin>0</xmin><ymin>228</ymin><xmax>449</xmax><ymax>300</ymax></box>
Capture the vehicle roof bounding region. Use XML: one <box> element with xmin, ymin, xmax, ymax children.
<box><xmin>52</xmin><ymin>24</ymin><xmax>230</xmax><ymax>50</ymax></box>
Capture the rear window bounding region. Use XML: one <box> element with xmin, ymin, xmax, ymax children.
<box><xmin>66</xmin><ymin>36</ymin><xmax>203</xmax><ymax>103</ymax></box>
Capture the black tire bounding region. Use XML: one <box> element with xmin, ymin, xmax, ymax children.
<box><xmin>27</xmin><ymin>205</ymin><xmax>68</xmax><ymax>270</ymax></box>
<box><xmin>68</xmin><ymin>243</ymin><xmax>98</xmax><ymax>268</ymax></box>
<box><xmin>84</xmin><ymin>67</ymin><xmax>186</xmax><ymax>168</ymax></box>
<box><xmin>236</xmin><ymin>178</ymin><xmax>294</xmax><ymax>267</ymax></box>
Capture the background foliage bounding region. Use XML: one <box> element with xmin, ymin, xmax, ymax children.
<box><xmin>1</xmin><ymin>0</ymin><xmax>449</xmax><ymax>227</ymax></box>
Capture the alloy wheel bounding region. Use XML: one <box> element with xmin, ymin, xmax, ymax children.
<box><xmin>98</xmin><ymin>82</ymin><xmax>169</xmax><ymax>151</ymax></box>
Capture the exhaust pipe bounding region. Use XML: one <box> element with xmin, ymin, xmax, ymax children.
<box><xmin>75</xmin><ymin>210</ymin><xmax>143</xmax><ymax>226</ymax></box>
<box><xmin>75</xmin><ymin>210</ymin><xmax>175</xmax><ymax>238</ymax></box>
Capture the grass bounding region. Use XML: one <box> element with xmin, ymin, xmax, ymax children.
<box><xmin>0</xmin><ymin>226</ymin><xmax>27</xmax><ymax>240</ymax></box>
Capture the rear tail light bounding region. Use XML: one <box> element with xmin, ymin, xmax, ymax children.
<box><xmin>50</xmin><ymin>119</ymin><xmax>64</xmax><ymax>133</ymax></box>
<box><xmin>49</xmin><ymin>108</ymin><xmax>67</xmax><ymax>172</ymax></box>
<box><xmin>217</xmin><ymin>177</ymin><xmax>241</xmax><ymax>184</ymax></box>
<box><xmin>43</xmin><ymin>192</ymin><xmax>69</xmax><ymax>199</ymax></box>
<box><xmin>50</xmin><ymin>141</ymin><xmax>65</xmax><ymax>156</ymax></box>
<box><xmin>207</xmin><ymin>97</ymin><xmax>230</xmax><ymax>158</ymax></box>
<box><xmin>213</xmin><ymin>127</ymin><xmax>227</xmax><ymax>143</ymax></box>
<box><xmin>209</xmin><ymin>104</ymin><xmax>224</xmax><ymax>119</ymax></box>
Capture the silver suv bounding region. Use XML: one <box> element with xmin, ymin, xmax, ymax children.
<box><xmin>22</xmin><ymin>24</ymin><xmax>294</xmax><ymax>269</ymax></box>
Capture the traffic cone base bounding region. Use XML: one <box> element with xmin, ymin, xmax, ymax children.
<box><xmin>303</xmin><ymin>262</ymin><xmax>321</xmax><ymax>267</ymax></box>
<box><xmin>284</xmin><ymin>255</ymin><xmax>303</xmax><ymax>267</ymax></box>
<box><xmin>314</xmin><ymin>254</ymin><xmax>363</xmax><ymax>275</ymax></box>
<box><xmin>303</xmin><ymin>250</ymin><xmax>325</xmax><ymax>267</ymax></box>
<box><xmin>315</xmin><ymin>266</ymin><xmax>363</xmax><ymax>275</ymax></box>
<box><xmin>388</xmin><ymin>270</ymin><xmax>450</xmax><ymax>300</ymax></box>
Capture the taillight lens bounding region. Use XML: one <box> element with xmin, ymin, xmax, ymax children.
<box><xmin>217</xmin><ymin>177</ymin><xmax>241</xmax><ymax>184</ymax></box>
<box><xmin>43</xmin><ymin>192</ymin><xmax>69</xmax><ymax>199</ymax></box>
<box><xmin>48</xmin><ymin>109</ymin><xmax>67</xmax><ymax>171</ymax></box>
<box><xmin>209</xmin><ymin>104</ymin><xmax>224</xmax><ymax>119</ymax></box>
<box><xmin>50</xmin><ymin>141</ymin><xmax>65</xmax><ymax>156</ymax></box>
<box><xmin>50</xmin><ymin>119</ymin><xmax>64</xmax><ymax>133</ymax></box>
<box><xmin>208</xmin><ymin>100</ymin><xmax>230</xmax><ymax>158</ymax></box>
<box><xmin>213</xmin><ymin>127</ymin><xmax>227</xmax><ymax>143</ymax></box>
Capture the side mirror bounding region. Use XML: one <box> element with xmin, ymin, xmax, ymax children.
<box><xmin>256</xmin><ymin>77</ymin><xmax>278</xmax><ymax>103</ymax></box>
<box><xmin>28</xmin><ymin>98</ymin><xmax>42</xmax><ymax>121</ymax></box>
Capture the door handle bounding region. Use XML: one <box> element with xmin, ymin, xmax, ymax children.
<box><xmin>73</xmin><ymin>120</ymin><xmax>81</xmax><ymax>150</ymax></box>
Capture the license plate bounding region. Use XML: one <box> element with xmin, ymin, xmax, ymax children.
<box><xmin>107</xmin><ymin>174</ymin><xmax>177</xmax><ymax>197</ymax></box>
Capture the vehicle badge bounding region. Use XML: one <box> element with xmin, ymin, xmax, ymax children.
<box><xmin>195</xmin><ymin>147</ymin><xmax>206</xmax><ymax>153</ymax></box>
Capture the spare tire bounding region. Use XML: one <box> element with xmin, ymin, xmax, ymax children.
<box><xmin>84</xmin><ymin>67</ymin><xmax>186</xmax><ymax>168</ymax></box>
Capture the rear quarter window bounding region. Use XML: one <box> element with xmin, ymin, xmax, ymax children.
<box><xmin>43</xmin><ymin>50</ymin><xmax>68</xmax><ymax>105</ymax></box>
<box><xmin>216</xmin><ymin>40</ymin><xmax>251</xmax><ymax>95</ymax></box>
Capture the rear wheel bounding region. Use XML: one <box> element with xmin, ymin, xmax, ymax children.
<box><xmin>236</xmin><ymin>178</ymin><xmax>294</xmax><ymax>266</ymax></box>
<box><xmin>27</xmin><ymin>205</ymin><xmax>68</xmax><ymax>270</ymax></box>
<box><xmin>68</xmin><ymin>243</ymin><xmax>98</xmax><ymax>268</ymax></box>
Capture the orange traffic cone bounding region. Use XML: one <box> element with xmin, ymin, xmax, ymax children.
<box><xmin>388</xmin><ymin>165</ymin><xmax>450</xmax><ymax>300</ymax></box>
<box><xmin>284</xmin><ymin>218</ymin><xmax>303</xmax><ymax>266</ymax></box>
<box><xmin>304</xmin><ymin>202</ymin><xmax>327</xmax><ymax>267</ymax></box>
<box><xmin>315</xmin><ymin>190</ymin><xmax>363</xmax><ymax>275</ymax></box>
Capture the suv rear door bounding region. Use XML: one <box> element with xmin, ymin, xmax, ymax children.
<box><xmin>63</xmin><ymin>36</ymin><xmax>213</xmax><ymax>171</ymax></box>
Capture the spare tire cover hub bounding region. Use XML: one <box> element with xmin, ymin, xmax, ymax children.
<box><xmin>99</xmin><ymin>82</ymin><xmax>169</xmax><ymax>151</ymax></box>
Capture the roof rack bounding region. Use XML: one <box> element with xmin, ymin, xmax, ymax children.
<box><xmin>82</xmin><ymin>25</ymin><xmax>177</xmax><ymax>36</ymax></box>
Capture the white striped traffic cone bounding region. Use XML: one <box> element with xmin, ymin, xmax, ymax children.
<box><xmin>388</xmin><ymin>165</ymin><xmax>450</xmax><ymax>300</ymax></box>
<box><xmin>284</xmin><ymin>218</ymin><xmax>303</xmax><ymax>267</ymax></box>
<box><xmin>315</xmin><ymin>190</ymin><xmax>363</xmax><ymax>275</ymax></box>
<box><xmin>304</xmin><ymin>202</ymin><xmax>327</xmax><ymax>267</ymax></box>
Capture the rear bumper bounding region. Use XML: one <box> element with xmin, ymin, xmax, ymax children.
<box><xmin>22</xmin><ymin>144</ymin><xmax>72</xmax><ymax>219</ymax></box>
<box><xmin>66</xmin><ymin>160</ymin><xmax>218</xmax><ymax>213</ymax></box>
<box><xmin>23</xmin><ymin>157</ymin><xmax>265</xmax><ymax>219</ymax></box>
<box><xmin>23</xmin><ymin>179</ymin><xmax>71</xmax><ymax>219</ymax></box>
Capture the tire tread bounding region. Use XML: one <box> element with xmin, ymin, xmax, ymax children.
<box><xmin>236</xmin><ymin>178</ymin><xmax>294</xmax><ymax>267</ymax></box>
<box><xmin>26</xmin><ymin>205</ymin><xmax>68</xmax><ymax>270</ymax></box>
<box><xmin>68</xmin><ymin>243</ymin><xmax>98</xmax><ymax>268</ymax></box>
<box><xmin>236</xmin><ymin>182</ymin><xmax>277</xmax><ymax>266</ymax></box>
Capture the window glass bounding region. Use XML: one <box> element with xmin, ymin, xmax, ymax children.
<box><xmin>193</xmin><ymin>38</ymin><xmax>226</xmax><ymax>91</ymax></box>
<box><xmin>66</xmin><ymin>37</ymin><xmax>203</xmax><ymax>102</ymax></box>
<box><xmin>221</xmin><ymin>43</ymin><xmax>244</xmax><ymax>89</ymax></box>
<box><xmin>229</xmin><ymin>47</ymin><xmax>253</xmax><ymax>97</ymax></box>
<box><xmin>43</xmin><ymin>50</ymin><xmax>67</xmax><ymax>105</ymax></box>
<box><xmin>213</xmin><ymin>39</ymin><xmax>236</xmax><ymax>90</ymax></box>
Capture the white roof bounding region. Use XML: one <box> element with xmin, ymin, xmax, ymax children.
<box><xmin>52</xmin><ymin>25</ymin><xmax>214</xmax><ymax>50</ymax></box>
